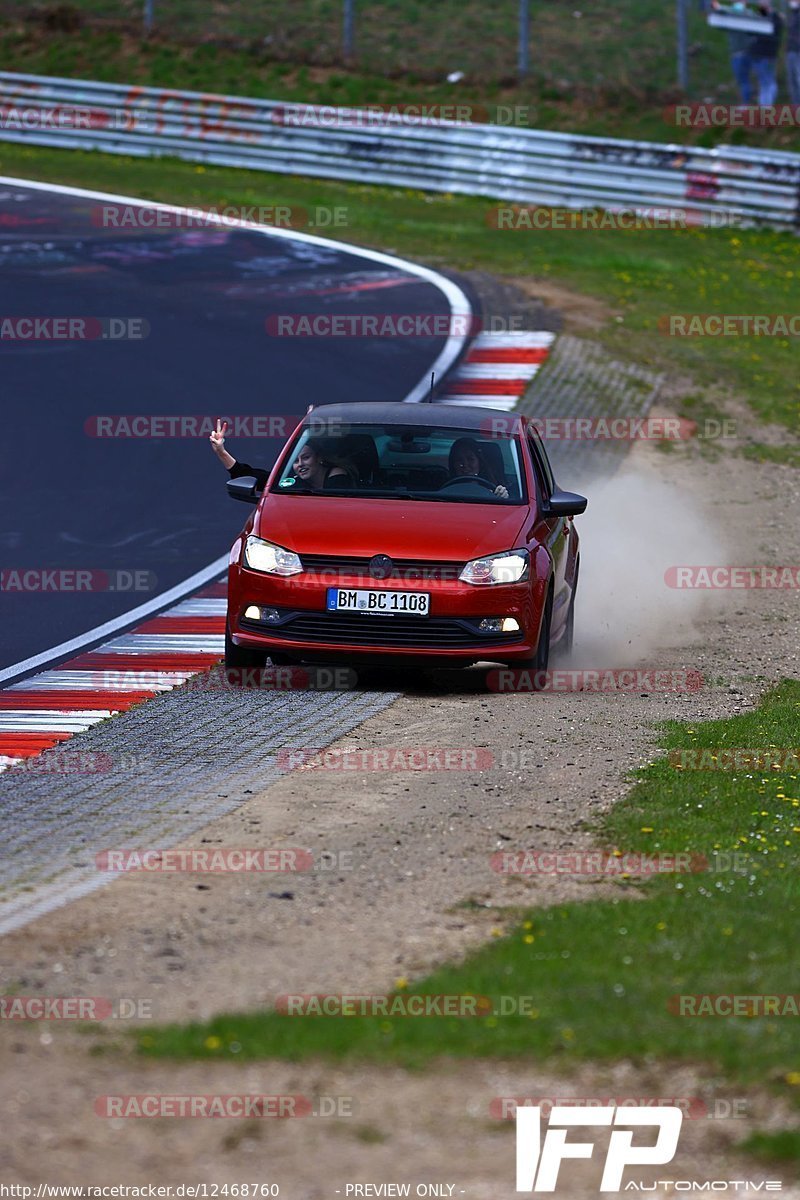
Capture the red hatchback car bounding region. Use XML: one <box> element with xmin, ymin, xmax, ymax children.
<box><xmin>224</xmin><ymin>403</ymin><xmax>586</xmax><ymax>674</ymax></box>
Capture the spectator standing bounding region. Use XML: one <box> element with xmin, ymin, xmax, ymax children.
<box><xmin>787</xmin><ymin>0</ymin><xmax>800</xmax><ymax>105</ymax></box>
<box><xmin>748</xmin><ymin>1</ymin><xmax>783</xmax><ymax>106</ymax></box>
<box><xmin>713</xmin><ymin>0</ymin><xmax>755</xmax><ymax>102</ymax></box>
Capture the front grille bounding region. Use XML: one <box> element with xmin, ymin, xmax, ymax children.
<box><xmin>264</xmin><ymin>610</ymin><xmax>519</xmax><ymax>649</ymax></box>
<box><xmin>300</xmin><ymin>554</ymin><xmax>466</xmax><ymax>583</ymax></box>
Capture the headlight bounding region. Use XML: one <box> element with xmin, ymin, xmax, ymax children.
<box><xmin>244</xmin><ymin>536</ymin><xmax>303</xmax><ymax>576</ymax></box>
<box><xmin>459</xmin><ymin>549</ymin><xmax>529</xmax><ymax>586</ymax></box>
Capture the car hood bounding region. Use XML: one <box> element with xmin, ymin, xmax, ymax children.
<box><xmin>255</xmin><ymin>496</ymin><xmax>528</xmax><ymax>561</ymax></box>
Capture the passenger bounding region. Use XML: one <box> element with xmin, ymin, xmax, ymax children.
<box><xmin>290</xmin><ymin>437</ymin><xmax>356</xmax><ymax>489</ymax></box>
<box><xmin>447</xmin><ymin>437</ymin><xmax>509</xmax><ymax>498</ymax></box>
<box><xmin>210</xmin><ymin>421</ymin><xmax>355</xmax><ymax>490</ymax></box>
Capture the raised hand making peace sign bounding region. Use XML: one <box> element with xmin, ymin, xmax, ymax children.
<box><xmin>209</xmin><ymin>418</ymin><xmax>235</xmax><ymax>470</ymax></box>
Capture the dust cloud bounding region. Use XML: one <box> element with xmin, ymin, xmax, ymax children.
<box><xmin>570</xmin><ymin>463</ymin><xmax>727</xmax><ymax>667</ymax></box>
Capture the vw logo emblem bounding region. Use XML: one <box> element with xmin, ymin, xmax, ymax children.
<box><xmin>369</xmin><ymin>553</ymin><xmax>394</xmax><ymax>580</ymax></box>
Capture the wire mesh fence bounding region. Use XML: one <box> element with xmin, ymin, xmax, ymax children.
<box><xmin>0</xmin><ymin>0</ymin><xmax>737</xmax><ymax>95</ymax></box>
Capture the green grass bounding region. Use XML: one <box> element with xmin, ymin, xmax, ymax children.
<box><xmin>2</xmin><ymin>141</ymin><xmax>799</xmax><ymax>434</ymax></box>
<box><xmin>740</xmin><ymin>443</ymin><xmax>800</xmax><ymax>469</ymax></box>
<box><xmin>137</xmin><ymin>681</ymin><xmax>800</xmax><ymax>1122</ymax></box>
<box><xmin>2</xmin><ymin>0</ymin><xmax>799</xmax><ymax>147</ymax></box>
<box><xmin>0</xmin><ymin>0</ymin><xmax>730</xmax><ymax>93</ymax></box>
<box><xmin>740</xmin><ymin>1129</ymin><xmax>800</xmax><ymax>1163</ymax></box>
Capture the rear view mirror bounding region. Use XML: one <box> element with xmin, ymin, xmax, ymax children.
<box><xmin>227</xmin><ymin>477</ymin><xmax>262</xmax><ymax>505</ymax></box>
<box><xmin>543</xmin><ymin>488</ymin><xmax>588</xmax><ymax>517</ymax></box>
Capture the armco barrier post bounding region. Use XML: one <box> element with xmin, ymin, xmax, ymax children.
<box><xmin>677</xmin><ymin>0</ymin><xmax>689</xmax><ymax>90</ymax></box>
<box><xmin>518</xmin><ymin>0</ymin><xmax>530</xmax><ymax>81</ymax></box>
<box><xmin>343</xmin><ymin>0</ymin><xmax>355</xmax><ymax>62</ymax></box>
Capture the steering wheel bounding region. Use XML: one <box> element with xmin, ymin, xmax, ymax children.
<box><xmin>440</xmin><ymin>475</ymin><xmax>496</xmax><ymax>492</ymax></box>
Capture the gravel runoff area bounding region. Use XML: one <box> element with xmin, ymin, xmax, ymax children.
<box><xmin>1</xmin><ymin>293</ymin><xmax>799</xmax><ymax>1193</ymax></box>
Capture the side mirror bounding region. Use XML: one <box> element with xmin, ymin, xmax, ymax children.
<box><xmin>227</xmin><ymin>476</ymin><xmax>262</xmax><ymax>505</ymax></box>
<box><xmin>543</xmin><ymin>488</ymin><xmax>588</xmax><ymax>517</ymax></box>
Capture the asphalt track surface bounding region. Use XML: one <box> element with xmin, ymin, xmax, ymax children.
<box><xmin>0</xmin><ymin>180</ymin><xmax>466</xmax><ymax>673</ymax></box>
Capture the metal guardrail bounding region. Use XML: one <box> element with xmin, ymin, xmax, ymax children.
<box><xmin>707</xmin><ymin>11</ymin><xmax>774</xmax><ymax>35</ymax></box>
<box><xmin>0</xmin><ymin>71</ymin><xmax>798</xmax><ymax>226</ymax></box>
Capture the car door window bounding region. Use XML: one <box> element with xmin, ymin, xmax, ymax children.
<box><xmin>527</xmin><ymin>431</ymin><xmax>552</xmax><ymax>508</ymax></box>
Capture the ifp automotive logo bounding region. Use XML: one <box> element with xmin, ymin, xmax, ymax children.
<box><xmin>515</xmin><ymin>1104</ymin><xmax>682</xmax><ymax>1192</ymax></box>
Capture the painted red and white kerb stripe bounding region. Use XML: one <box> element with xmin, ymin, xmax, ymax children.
<box><xmin>440</xmin><ymin>331</ymin><xmax>554</xmax><ymax>412</ymax></box>
<box><xmin>0</xmin><ymin>581</ymin><xmax>226</xmax><ymax>772</ymax></box>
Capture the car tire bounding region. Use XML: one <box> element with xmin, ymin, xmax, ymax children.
<box><xmin>224</xmin><ymin>626</ymin><xmax>266</xmax><ymax>676</ymax></box>
<box><xmin>506</xmin><ymin>585</ymin><xmax>552</xmax><ymax>687</ymax></box>
<box><xmin>556</xmin><ymin>558</ymin><xmax>578</xmax><ymax>659</ymax></box>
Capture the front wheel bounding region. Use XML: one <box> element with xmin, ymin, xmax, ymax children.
<box><xmin>224</xmin><ymin>626</ymin><xmax>266</xmax><ymax>674</ymax></box>
<box><xmin>556</xmin><ymin>559</ymin><xmax>578</xmax><ymax>659</ymax></box>
<box><xmin>505</xmin><ymin>588</ymin><xmax>552</xmax><ymax>687</ymax></box>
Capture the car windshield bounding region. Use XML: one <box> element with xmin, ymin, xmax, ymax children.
<box><xmin>270</xmin><ymin>421</ymin><xmax>527</xmax><ymax>504</ymax></box>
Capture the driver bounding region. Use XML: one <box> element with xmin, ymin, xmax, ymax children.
<box><xmin>447</xmin><ymin>437</ymin><xmax>509</xmax><ymax>498</ymax></box>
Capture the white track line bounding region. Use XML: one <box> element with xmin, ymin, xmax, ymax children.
<box><xmin>0</xmin><ymin>174</ymin><xmax>473</xmax><ymax>690</ymax></box>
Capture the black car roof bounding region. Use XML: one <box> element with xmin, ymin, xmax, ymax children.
<box><xmin>301</xmin><ymin>402</ymin><xmax>525</xmax><ymax>431</ymax></box>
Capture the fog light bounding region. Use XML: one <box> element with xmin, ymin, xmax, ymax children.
<box><xmin>243</xmin><ymin>605</ymin><xmax>282</xmax><ymax>624</ymax></box>
<box><xmin>477</xmin><ymin>616</ymin><xmax>520</xmax><ymax>634</ymax></box>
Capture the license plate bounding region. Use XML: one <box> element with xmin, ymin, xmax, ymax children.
<box><xmin>326</xmin><ymin>587</ymin><xmax>430</xmax><ymax>617</ymax></box>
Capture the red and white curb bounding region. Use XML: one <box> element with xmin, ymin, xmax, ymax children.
<box><xmin>0</xmin><ymin>582</ymin><xmax>227</xmax><ymax>772</ymax></box>
<box><xmin>0</xmin><ymin>332</ymin><xmax>559</xmax><ymax>773</ymax></box>
<box><xmin>0</xmin><ymin>331</ymin><xmax>558</xmax><ymax>773</ymax></box>
<box><xmin>0</xmin><ymin>177</ymin><xmax>476</xmax><ymax>777</ymax></box>
<box><xmin>440</xmin><ymin>331</ymin><xmax>555</xmax><ymax>411</ymax></box>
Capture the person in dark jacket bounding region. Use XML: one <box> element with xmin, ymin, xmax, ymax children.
<box><xmin>748</xmin><ymin>1</ymin><xmax>783</xmax><ymax>105</ymax></box>
<box><xmin>787</xmin><ymin>0</ymin><xmax>800</xmax><ymax>106</ymax></box>
<box><xmin>712</xmin><ymin>0</ymin><xmax>755</xmax><ymax>103</ymax></box>
<box><xmin>209</xmin><ymin>420</ymin><xmax>353</xmax><ymax>490</ymax></box>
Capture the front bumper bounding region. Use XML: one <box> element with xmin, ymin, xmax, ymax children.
<box><xmin>228</xmin><ymin>564</ymin><xmax>544</xmax><ymax>664</ymax></box>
